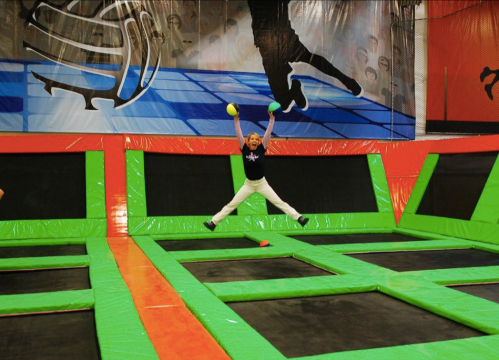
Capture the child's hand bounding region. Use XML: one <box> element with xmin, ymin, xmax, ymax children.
<box><xmin>268</xmin><ymin>110</ymin><xmax>275</xmax><ymax>120</ymax></box>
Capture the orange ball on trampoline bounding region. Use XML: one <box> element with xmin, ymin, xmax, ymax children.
<box><xmin>260</xmin><ymin>240</ymin><xmax>270</xmax><ymax>247</ymax></box>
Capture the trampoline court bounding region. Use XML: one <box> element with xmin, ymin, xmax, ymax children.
<box><xmin>227</xmin><ymin>292</ymin><xmax>485</xmax><ymax>358</ymax></box>
<box><xmin>181</xmin><ymin>257</ymin><xmax>336</xmax><ymax>283</ymax></box>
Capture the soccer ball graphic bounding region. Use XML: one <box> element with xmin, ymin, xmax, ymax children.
<box><xmin>23</xmin><ymin>0</ymin><xmax>162</xmax><ymax>110</ymax></box>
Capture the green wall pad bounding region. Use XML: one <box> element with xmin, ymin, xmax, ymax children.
<box><xmin>0</xmin><ymin>152</ymin><xmax>107</xmax><ymax>240</ymax></box>
<box><xmin>127</xmin><ymin>151</ymin><xmax>396</xmax><ymax>235</ymax></box>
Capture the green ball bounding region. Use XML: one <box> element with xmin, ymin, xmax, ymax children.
<box><xmin>268</xmin><ymin>101</ymin><xmax>281</xmax><ymax>114</ymax></box>
<box><xmin>227</xmin><ymin>103</ymin><xmax>240</xmax><ymax>116</ymax></box>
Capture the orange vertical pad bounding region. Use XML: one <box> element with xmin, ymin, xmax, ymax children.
<box><xmin>107</xmin><ymin>237</ymin><xmax>231</xmax><ymax>360</ymax></box>
<box><xmin>104</xmin><ymin>135</ymin><xmax>128</xmax><ymax>237</ymax></box>
<box><xmin>379</xmin><ymin>141</ymin><xmax>433</xmax><ymax>223</ymax></box>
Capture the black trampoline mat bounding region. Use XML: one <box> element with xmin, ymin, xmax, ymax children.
<box><xmin>347</xmin><ymin>249</ymin><xmax>499</xmax><ymax>272</ymax></box>
<box><xmin>0</xmin><ymin>245</ymin><xmax>87</xmax><ymax>259</ymax></box>
<box><xmin>0</xmin><ymin>152</ymin><xmax>87</xmax><ymax>221</ymax></box>
<box><xmin>264</xmin><ymin>155</ymin><xmax>378</xmax><ymax>215</ymax></box>
<box><xmin>0</xmin><ymin>310</ymin><xmax>101</xmax><ymax>360</ymax></box>
<box><xmin>227</xmin><ymin>292</ymin><xmax>485</xmax><ymax>358</ymax></box>
<box><xmin>291</xmin><ymin>233</ymin><xmax>427</xmax><ymax>245</ymax></box>
<box><xmin>144</xmin><ymin>153</ymin><xmax>236</xmax><ymax>216</ymax></box>
<box><xmin>181</xmin><ymin>257</ymin><xmax>335</xmax><ymax>283</ymax></box>
<box><xmin>0</xmin><ymin>268</ymin><xmax>91</xmax><ymax>295</ymax></box>
<box><xmin>157</xmin><ymin>238</ymin><xmax>260</xmax><ymax>251</ymax></box>
<box><xmin>450</xmin><ymin>283</ymin><xmax>499</xmax><ymax>303</ymax></box>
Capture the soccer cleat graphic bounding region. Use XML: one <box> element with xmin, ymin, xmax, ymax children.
<box><xmin>22</xmin><ymin>0</ymin><xmax>162</xmax><ymax>110</ymax></box>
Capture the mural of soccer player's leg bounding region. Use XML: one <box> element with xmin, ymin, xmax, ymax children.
<box><xmin>247</xmin><ymin>0</ymin><xmax>364</xmax><ymax>113</ymax></box>
<box><xmin>480</xmin><ymin>66</ymin><xmax>499</xmax><ymax>100</ymax></box>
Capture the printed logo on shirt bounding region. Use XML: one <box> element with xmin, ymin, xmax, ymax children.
<box><xmin>246</xmin><ymin>152</ymin><xmax>259</xmax><ymax>162</ymax></box>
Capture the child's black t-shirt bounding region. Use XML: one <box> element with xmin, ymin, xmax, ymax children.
<box><xmin>241</xmin><ymin>143</ymin><xmax>266</xmax><ymax>180</ymax></box>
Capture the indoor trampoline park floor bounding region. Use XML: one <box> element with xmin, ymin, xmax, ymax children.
<box><xmin>4</xmin><ymin>141</ymin><xmax>499</xmax><ymax>359</ymax></box>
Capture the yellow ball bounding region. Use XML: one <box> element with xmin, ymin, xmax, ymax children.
<box><xmin>227</xmin><ymin>103</ymin><xmax>240</xmax><ymax>116</ymax></box>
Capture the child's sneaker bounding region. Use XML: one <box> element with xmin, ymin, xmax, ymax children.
<box><xmin>204</xmin><ymin>221</ymin><xmax>216</xmax><ymax>231</ymax></box>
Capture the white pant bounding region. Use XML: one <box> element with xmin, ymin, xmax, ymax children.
<box><xmin>211</xmin><ymin>177</ymin><xmax>301</xmax><ymax>225</ymax></box>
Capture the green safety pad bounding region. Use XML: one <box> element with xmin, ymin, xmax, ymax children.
<box><xmin>0</xmin><ymin>238</ymin><xmax>87</xmax><ymax>246</ymax></box>
<box><xmin>375</xmin><ymin>275</ymin><xmax>499</xmax><ymax>334</ymax></box>
<box><xmin>130</xmin><ymin>213</ymin><xmax>396</xmax><ymax>235</ymax></box>
<box><xmin>86</xmin><ymin>151</ymin><xmax>107</xmax><ymax>219</ymax></box>
<box><xmin>206</xmin><ymin>274</ymin><xmax>376</xmax><ymax>302</ymax></box>
<box><xmin>367</xmin><ymin>154</ymin><xmax>396</xmax><ymax>216</ymax></box>
<box><xmin>0</xmin><ymin>290</ymin><xmax>94</xmax><ymax>315</ymax></box>
<box><xmin>0</xmin><ymin>255</ymin><xmax>89</xmax><ymax>270</ymax></box>
<box><xmin>86</xmin><ymin>237</ymin><xmax>158</xmax><ymax>360</ymax></box>
<box><xmin>126</xmin><ymin>150</ymin><xmax>147</xmax><ymax>218</ymax></box>
<box><xmin>322</xmin><ymin>239</ymin><xmax>472</xmax><ymax>255</ymax></box>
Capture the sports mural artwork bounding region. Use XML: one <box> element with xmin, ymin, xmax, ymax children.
<box><xmin>0</xmin><ymin>1</ymin><xmax>416</xmax><ymax>139</ymax></box>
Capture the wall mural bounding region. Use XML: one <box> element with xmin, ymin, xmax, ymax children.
<box><xmin>0</xmin><ymin>0</ymin><xmax>415</xmax><ymax>139</ymax></box>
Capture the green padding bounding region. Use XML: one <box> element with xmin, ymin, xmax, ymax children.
<box><xmin>0</xmin><ymin>289</ymin><xmax>94</xmax><ymax>315</ymax></box>
<box><xmin>367</xmin><ymin>154</ymin><xmax>396</xmax><ymax>217</ymax></box>
<box><xmin>297</xmin><ymin>335</ymin><xmax>499</xmax><ymax>360</ymax></box>
<box><xmin>405</xmin><ymin>266</ymin><xmax>499</xmax><ymax>285</ymax></box>
<box><xmin>132</xmin><ymin>235</ymin><xmax>286</xmax><ymax>360</ymax></box>
<box><xmin>0</xmin><ymin>219</ymin><xmax>107</xmax><ymax>240</ymax></box>
<box><xmin>0</xmin><ymin>237</ymin><xmax>87</xmax><ymax>246</ymax></box>
<box><xmin>402</xmin><ymin>154</ymin><xmax>438</xmax><ymax>215</ymax></box>
<box><xmin>398</xmin><ymin>214</ymin><xmax>499</xmax><ymax>244</ymax></box>
<box><xmin>206</xmin><ymin>274</ymin><xmax>377</xmax><ymax>302</ymax></box>
<box><xmin>472</xmin><ymin>154</ymin><xmax>499</xmax><ymax>223</ymax></box>
<box><xmin>87</xmin><ymin>237</ymin><xmax>158</xmax><ymax>360</ymax></box>
<box><xmin>393</xmin><ymin>227</ymin><xmax>462</xmax><ymax>240</ymax></box>
<box><xmin>230</xmin><ymin>155</ymin><xmax>268</xmax><ymax>216</ymax></box>
<box><xmin>297</xmin><ymin>247</ymin><xmax>396</xmax><ymax>277</ymax></box>
<box><xmin>323</xmin><ymin>239</ymin><xmax>471</xmax><ymax>255</ymax></box>
<box><xmin>86</xmin><ymin>151</ymin><xmax>106</xmax><ymax>219</ymax></box>
<box><xmin>376</xmin><ymin>275</ymin><xmax>499</xmax><ymax>334</ymax></box>
<box><xmin>0</xmin><ymin>255</ymin><xmax>89</xmax><ymax>270</ymax></box>
<box><xmin>126</xmin><ymin>150</ymin><xmax>147</xmax><ymax>218</ymax></box>
<box><xmin>129</xmin><ymin>213</ymin><xmax>395</xmax><ymax>235</ymax></box>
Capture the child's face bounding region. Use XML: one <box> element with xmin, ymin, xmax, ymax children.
<box><xmin>248</xmin><ymin>134</ymin><xmax>259</xmax><ymax>150</ymax></box>
<box><xmin>367</xmin><ymin>71</ymin><xmax>376</xmax><ymax>82</ymax></box>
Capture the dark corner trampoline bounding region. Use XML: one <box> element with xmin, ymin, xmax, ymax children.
<box><xmin>227</xmin><ymin>292</ymin><xmax>485</xmax><ymax>358</ymax></box>
<box><xmin>181</xmin><ymin>257</ymin><xmax>335</xmax><ymax>283</ymax></box>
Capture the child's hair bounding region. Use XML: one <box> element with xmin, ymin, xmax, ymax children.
<box><xmin>365</xmin><ymin>66</ymin><xmax>377</xmax><ymax>80</ymax></box>
<box><xmin>246</xmin><ymin>132</ymin><xmax>260</xmax><ymax>142</ymax></box>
